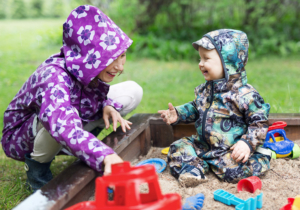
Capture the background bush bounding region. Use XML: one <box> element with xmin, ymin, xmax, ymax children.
<box><xmin>1</xmin><ymin>0</ymin><xmax>300</xmax><ymax>60</ymax></box>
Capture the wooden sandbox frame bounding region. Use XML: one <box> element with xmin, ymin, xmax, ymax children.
<box><xmin>14</xmin><ymin>113</ymin><xmax>300</xmax><ymax>210</ymax></box>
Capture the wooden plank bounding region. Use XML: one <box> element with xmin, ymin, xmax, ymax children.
<box><xmin>13</xmin><ymin>160</ymin><xmax>96</xmax><ymax>210</ymax></box>
<box><xmin>269</xmin><ymin>113</ymin><xmax>300</xmax><ymax>125</ymax></box>
<box><xmin>61</xmin><ymin>177</ymin><xmax>96</xmax><ymax>209</ymax></box>
<box><xmin>150</xmin><ymin>123</ymin><xmax>174</xmax><ymax>147</ymax></box>
<box><xmin>149</xmin><ymin>113</ymin><xmax>300</xmax><ymax>142</ymax></box>
<box><xmin>118</xmin><ymin>136</ymin><xmax>141</xmax><ymax>161</ymax></box>
<box><xmin>102</xmin><ymin>113</ymin><xmax>154</xmax><ymax>154</ymax></box>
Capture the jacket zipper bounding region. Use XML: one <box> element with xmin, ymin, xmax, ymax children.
<box><xmin>202</xmin><ymin>81</ymin><xmax>214</xmax><ymax>150</ymax></box>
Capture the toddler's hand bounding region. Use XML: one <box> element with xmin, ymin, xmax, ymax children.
<box><xmin>157</xmin><ymin>103</ymin><xmax>178</xmax><ymax>125</ymax></box>
<box><xmin>103</xmin><ymin>153</ymin><xmax>123</xmax><ymax>176</ymax></box>
<box><xmin>230</xmin><ymin>141</ymin><xmax>251</xmax><ymax>163</ymax></box>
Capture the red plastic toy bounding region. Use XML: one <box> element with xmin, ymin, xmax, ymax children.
<box><xmin>237</xmin><ymin>176</ymin><xmax>262</xmax><ymax>193</ymax></box>
<box><xmin>65</xmin><ymin>162</ymin><xmax>181</xmax><ymax>210</ymax></box>
<box><xmin>268</xmin><ymin>121</ymin><xmax>287</xmax><ymax>132</ymax></box>
<box><xmin>280</xmin><ymin>195</ymin><xmax>300</xmax><ymax>210</ymax></box>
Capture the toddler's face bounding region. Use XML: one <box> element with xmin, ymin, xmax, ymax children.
<box><xmin>198</xmin><ymin>47</ymin><xmax>224</xmax><ymax>81</ymax></box>
<box><xmin>97</xmin><ymin>50</ymin><xmax>127</xmax><ymax>83</ymax></box>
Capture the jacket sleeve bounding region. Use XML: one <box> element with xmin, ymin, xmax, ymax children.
<box><xmin>173</xmin><ymin>101</ymin><xmax>199</xmax><ymax>124</ymax></box>
<box><xmin>238</xmin><ymin>90</ymin><xmax>270</xmax><ymax>152</ymax></box>
<box><xmin>103</xmin><ymin>97</ymin><xmax>123</xmax><ymax>112</ymax></box>
<box><xmin>39</xmin><ymin>82</ymin><xmax>115</xmax><ymax>172</ymax></box>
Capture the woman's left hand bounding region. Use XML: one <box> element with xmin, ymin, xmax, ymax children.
<box><xmin>103</xmin><ymin>106</ymin><xmax>132</xmax><ymax>132</ymax></box>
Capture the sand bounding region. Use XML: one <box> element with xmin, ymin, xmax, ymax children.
<box><xmin>131</xmin><ymin>140</ymin><xmax>300</xmax><ymax>210</ymax></box>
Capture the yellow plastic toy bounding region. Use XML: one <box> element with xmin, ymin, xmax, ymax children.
<box><xmin>161</xmin><ymin>147</ymin><xmax>169</xmax><ymax>155</ymax></box>
<box><xmin>293</xmin><ymin>195</ymin><xmax>300</xmax><ymax>210</ymax></box>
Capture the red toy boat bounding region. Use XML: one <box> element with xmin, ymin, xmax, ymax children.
<box><xmin>65</xmin><ymin>162</ymin><xmax>181</xmax><ymax>210</ymax></box>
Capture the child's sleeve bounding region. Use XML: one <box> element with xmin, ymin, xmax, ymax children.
<box><xmin>102</xmin><ymin>97</ymin><xmax>123</xmax><ymax>111</ymax></box>
<box><xmin>39</xmin><ymin>82</ymin><xmax>115</xmax><ymax>172</ymax></box>
<box><xmin>238</xmin><ymin>90</ymin><xmax>270</xmax><ymax>152</ymax></box>
<box><xmin>172</xmin><ymin>85</ymin><xmax>203</xmax><ymax>125</ymax></box>
<box><xmin>173</xmin><ymin>100</ymin><xmax>199</xmax><ymax>124</ymax></box>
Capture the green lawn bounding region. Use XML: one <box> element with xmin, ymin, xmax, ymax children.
<box><xmin>0</xmin><ymin>19</ymin><xmax>299</xmax><ymax>209</ymax></box>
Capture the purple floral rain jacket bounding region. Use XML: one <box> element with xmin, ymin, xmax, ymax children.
<box><xmin>1</xmin><ymin>5</ymin><xmax>132</xmax><ymax>172</ymax></box>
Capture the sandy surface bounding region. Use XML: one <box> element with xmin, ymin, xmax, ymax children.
<box><xmin>129</xmin><ymin>140</ymin><xmax>300</xmax><ymax>210</ymax></box>
<box><xmin>89</xmin><ymin>141</ymin><xmax>300</xmax><ymax>209</ymax></box>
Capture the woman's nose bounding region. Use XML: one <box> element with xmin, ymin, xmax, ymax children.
<box><xmin>115</xmin><ymin>61</ymin><xmax>124</xmax><ymax>72</ymax></box>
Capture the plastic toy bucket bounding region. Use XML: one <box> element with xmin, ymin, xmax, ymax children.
<box><xmin>237</xmin><ymin>176</ymin><xmax>262</xmax><ymax>193</ymax></box>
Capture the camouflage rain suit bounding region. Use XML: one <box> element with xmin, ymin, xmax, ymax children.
<box><xmin>168</xmin><ymin>29</ymin><xmax>271</xmax><ymax>183</ymax></box>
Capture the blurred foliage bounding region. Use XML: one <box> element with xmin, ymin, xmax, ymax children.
<box><xmin>1</xmin><ymin>0</ymin><xmax>300</xmax><ymax>60</ymax></box>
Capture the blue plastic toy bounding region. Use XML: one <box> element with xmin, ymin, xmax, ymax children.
<box><xmin>135</xmin><ymin>158</ymin><xmax>167</xmax><ymax>173</ymax></box>
<box><xmin>262</xmin><ymin>121</ymin><xmax>300</xmax><ymax>159</ymax></box>
<box><xmin>213</xmin><ymin>189</ymin><xmax>263</xmax><ymax>210</ymax></box>
<box><xmin>182</xmin><ymin>193</ymin><xmax>205</xmax><ymax>210</ymax></box>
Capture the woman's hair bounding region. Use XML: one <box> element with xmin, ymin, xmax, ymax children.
<box><xmin>89</xmin><ymin>77</ymin><xmax>99</xmax><ymax>88</ymax></box>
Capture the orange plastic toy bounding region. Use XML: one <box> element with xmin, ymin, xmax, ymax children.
<box><xmin>65</xmin><ymin>162</ymin><xmax>181</xmax><ymax>210</ymax></box>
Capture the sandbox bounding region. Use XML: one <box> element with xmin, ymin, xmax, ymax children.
<box><xmin>14</xmin><ymin>113</ymin><xmax>300</xmax><ymax>210</ymax></box>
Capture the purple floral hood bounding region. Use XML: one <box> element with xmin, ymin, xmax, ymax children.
<box><xmin>62</xmin><ymin>5</ymin><xmax>132</xmax><ymax>86</ymax></box>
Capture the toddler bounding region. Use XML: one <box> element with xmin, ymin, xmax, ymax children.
<box><xmin>158</xmin><ymin>29</ymin><xmax>271</xmax><ymax>187</ymax></box>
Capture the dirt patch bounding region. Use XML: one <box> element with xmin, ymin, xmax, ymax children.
<box><xmin>131</xmin><ymin>140</ymin><xmax>300</xmax><ymax>210</ymax></box>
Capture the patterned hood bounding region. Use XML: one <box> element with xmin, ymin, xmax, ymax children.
<box><xmin>62</xmin><ymin>5</ymin><xmax>132</xmax><ymax>86</ymax></box>
<box><xmin>194</xmin><ymin>29</ymin><xmax>249</xmax><ymax>87</ymax></box>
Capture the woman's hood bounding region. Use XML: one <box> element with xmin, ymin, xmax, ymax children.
<box><xmin>62</xmin><ymin>5</ymin><xmax>132</xmax><ymax>86</ymax></box>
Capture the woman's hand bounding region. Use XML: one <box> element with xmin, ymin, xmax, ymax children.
<box><xmin>103</xmin><ymin>105</ymin><xmax>132</xmax><ymax>132</ymax></box>
<box><xmin>103</xmin><ymin>153</ymin><xmax>123</xmax><ymax>176</ymax></box>
<box><xmin>230</xmin><ymin>141</ymin><xmax>251</xmax><ymax>163</ymax></box>
<box><xmin>158</xmin><ymin>103</ymin><xmax>178</xmax><ymax>125</ymax></box>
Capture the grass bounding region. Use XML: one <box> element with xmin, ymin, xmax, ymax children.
<box><xmin>0</xmin><ymin>19</ymin><xmax>299</xmax><ymax>209</ymax></box>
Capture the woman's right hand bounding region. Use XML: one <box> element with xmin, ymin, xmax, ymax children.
<box><xmin>103</xmin><ymin>153</ymin><xmax>123</xmax><ymax>176</ymax></box>
<box><xmin>158</xmin><ymin>103</ymin><xmax>178</xmax><ymax>125</ymax></box>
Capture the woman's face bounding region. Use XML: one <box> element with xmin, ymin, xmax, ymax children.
<box><xmin>97</xmin><ymin>50</ymin><xmax>127</xmax><ymax>83</ymax></box>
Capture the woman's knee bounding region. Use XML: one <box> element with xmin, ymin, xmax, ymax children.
<box><xmin>31</xmin><ymin>127</ymin><xmax>62</xmax><ymax>163</ymax></box>
<box><xmin>116</xmin><ymin>81</ymin><xmax>143</xmax><ymax>116</ymax></box>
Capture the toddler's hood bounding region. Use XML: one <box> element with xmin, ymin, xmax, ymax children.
<box><xmin>193</xmin><ymin>29</ymin><xmax>249</xmax><ymax>85</ymax></box>
<box><xmin>62</xmin><ymin>5</ymin><xmax>132</xmax><ymax>86</ymax></box>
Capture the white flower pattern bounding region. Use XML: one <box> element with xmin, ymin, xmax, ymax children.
<box><xmin>99</xmin><ymin>31</ymin><xmax>120</xmax><ymax>50</ymax></box>
<box><xmin>66</xmin><ymin>45</ymin><xmax>81</xmax><ymax>61</ymax></box>
<box><xmin>72</xmin><ymin>5</ymin><xmax>90</xmax><ymax>19</ymax></box>
<box><xmin>50</xmin><ymin>85</ymin><xmax>69</xmax><ymax>103</ymax></box>
<box><xmin>67</xmin><ymin>64</ymin><xmax>83</xmax><ymax>80</ymax></box>
<box><xmin>68</xmin><ymin>128</ymin><xmax>89</xmax><ymax>144</ymax></box>
<box><xmin>83</xmin><ymin>49</ymin><xmax>101</xmax><ymax>69</ymax></box>
<box><xmin>77</xmin><ymin>25</ymin><xmax>95</xmax><ymax>46</ymax></box>
<box><xmin>63</xmin><ymin>20</ymin><xmax>73</xmax><ymax>38</ymax></box>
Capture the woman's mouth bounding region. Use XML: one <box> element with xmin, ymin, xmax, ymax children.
<box><xmin>107</xmin><ymin>72</ymin><xmax>117</xmax><ymax>78</ymax></box>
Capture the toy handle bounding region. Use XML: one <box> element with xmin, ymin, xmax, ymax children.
<box><xmin>268</xmin><ymin>121</ymin><xmax>287</xmax><ymax>131</ymax></box>
<box><xmin>265</xmin><ymin>129</ymin><xmax>288</xmax><ymax>143</ymax></box>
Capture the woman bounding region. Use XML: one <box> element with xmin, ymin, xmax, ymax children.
<box><xmin>1</xmin><ymin>5</ymin><xmax>143</xmax><ymax>192</ymax></box>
